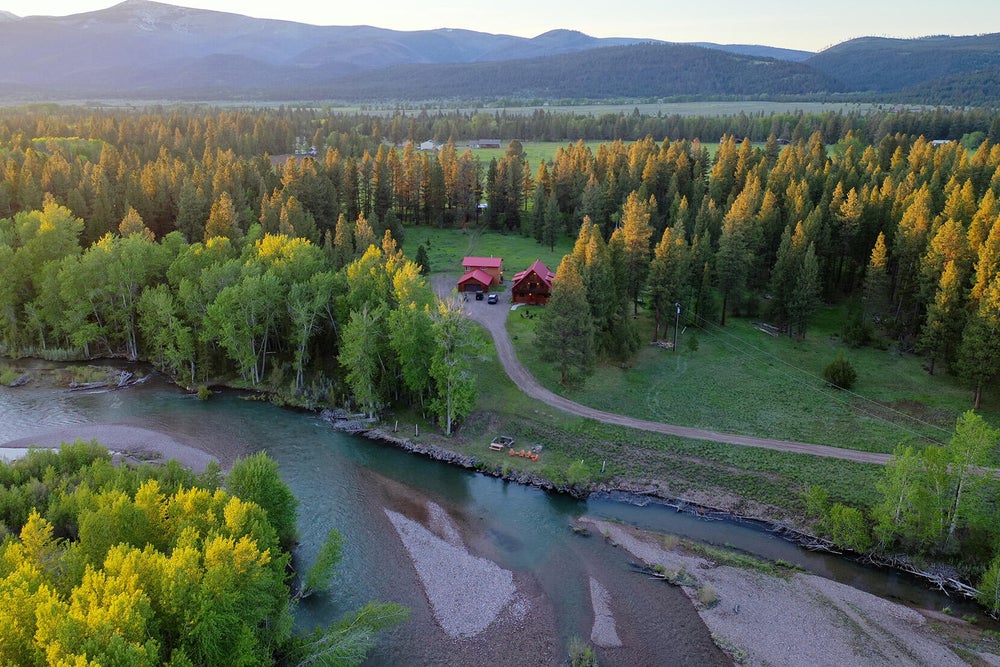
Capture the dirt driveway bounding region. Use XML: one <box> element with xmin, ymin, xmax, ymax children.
<box><xmin>433</xmin><ymin>274</ymin><xmax>893</xmax><ymax>465</ymax></box>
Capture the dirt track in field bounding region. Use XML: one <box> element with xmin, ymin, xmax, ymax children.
<box><xmin>435</xmin><ymin>276</ymin><xmax>892</xmax><ymax>466</ymax></box>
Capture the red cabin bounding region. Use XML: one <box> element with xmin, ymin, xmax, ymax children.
<box><xmin>511</xmin><ymin>259</ymin><xmax>554</xmax><ymax>305</ymax></box>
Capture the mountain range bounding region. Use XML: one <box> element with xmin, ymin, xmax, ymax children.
<box><xmin>0</xmin><ymin>0</ymin><xmax>997</xmax><ymax>104</ymax></box>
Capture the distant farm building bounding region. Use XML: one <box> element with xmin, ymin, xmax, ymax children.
<box><xmin>419</xmin><ymin>140</ymin><xmax>441</xmax><ymax>151</ymax></box>
<box><xmin>458</xmin><ymin>256</ymin><xmax>503</xmax><ymax>291</ymax></box>
<box><xmin>511</xmin><ymin>259</ymin><xmax>555</xmax><ymax>305</ymax></box>
<box><xmin>469</xmin><ymin>139</ymin><xmax>502</xmax><ymax>149</ymax></box>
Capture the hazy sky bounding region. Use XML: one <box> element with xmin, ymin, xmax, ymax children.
<box><xmin>3</xmin><ymin>0</ymin><xmax>998</xmax><ymax>52</ymax></box>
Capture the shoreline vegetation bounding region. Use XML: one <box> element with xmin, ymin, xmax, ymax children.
<box><xmin>0</xmin><ymin>360</ymin><xmax>992</xmax><ymax>607</ymax></box>
<box><xmin>0</xmin><ymin>439</ymin><xmax>409</xmax><ymax>665</ymax></box>
<box><xmin>2</xmin><ymin>425</ymin><xmax>997</xmax><ymax>663</ymax></box>
<box><xmin>2</xmin><ymin>102</ymin><xmax>1000</xmax><ymax>659</ymax></box>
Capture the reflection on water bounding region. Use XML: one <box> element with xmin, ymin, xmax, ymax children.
<box><xmin>0</xmin><ymin>370</ymin><xmax>983</xmax><ymax>661</ymax></box>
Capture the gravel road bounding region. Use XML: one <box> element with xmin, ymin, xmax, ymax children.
<box><xmin>435</xmin><ymin>276</ymin><xmax>893</xmax><ymax>466</ymax></box>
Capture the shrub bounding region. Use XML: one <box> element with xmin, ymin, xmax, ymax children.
<box><xmin>0</xmin><ymin>369</ymin><xmax>18</xmax><ymax>386</ymax></box>
<box><xmin>825</xmin><ymin>503</ymin><xmax>872</xmax><ymax>553</ymax></box>
<box><xmin>568</xmin><ymin>637</ymin><xmax>598</xmax><ymax>667</ymax></box>
<box><xmin>567</xmin><ymin>459</ymin><xmax>591</xmax><ymax>486</ymax></box>
<box><xmin>841</xmin><ymin>309</ymin><xmax>872</xmax><ymax>348</ymax></box>
<box><xmin>697</xmin><ymin>582</ymin><xmax>719</xmax><ymax>606</ymax></box>
<box><xmin>196</xmin><ymin>385</ymin><xmax>212</xmax><ymax>400</ymax></box>
<box><xmin>227</xmin><ymin>452</ymin><xmax>299</xmax><ymax>548</ymax></box>
<box><xmin>823</xmin><ymin>353</ymin><xmax>857</xmax><ymax>390</ymax></box>
<box><xmin>686</xmin><ymin>333</ymin><xmax>699</xmax><ymax>352</ymax></box>
<box><xmin>803</xmin><ymin>485</ymin><xmax>830</xmax><ymax>520</ymax></box>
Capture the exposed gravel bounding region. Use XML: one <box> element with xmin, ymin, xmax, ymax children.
<box><xmin>588</xmin><ymin>577</ymin><xmax>622</xmax><ymax>648</ymax></box>
<box><xmin>0</xmin><ymin>424</ymin><xmax>218</xmax><ymax>473</ymax></box>
<box><xmin>385</xmin><ymin>507</ymin><xmax>516</xmax><ymax>638</ymax></box>
<box><xmin>581</xmin><ymin>517</ymin><xmax>981</xmax><ymax>667</ymax></box>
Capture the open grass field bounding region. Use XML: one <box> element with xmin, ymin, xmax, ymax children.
<box><xmin>414</xmin><ymin>312</ymin><xmax>886</xmax><ymax>515</ymax></box>
<box><xmin>396</xmin><ymin>226</ymin><xmax>998</xmax><ymax>516</ymax></box>
<box><xmin>508</xmin><ymin>301</ymin><xmax>997</xmax><ymax>458</ymax></box>
<box><xmin>358</xmin><ymin>101</ymin><xmax>886</xmax><ymax>118</ymax></box>
<box><xmin>461</xmin><ymin>141</ymin><xmax>611</xmax><ymax>165</ymax></box>
<box><xmin>400</xmin><ymin>225</ymin><xmax>574</xmax><ymax>285</ymax></box>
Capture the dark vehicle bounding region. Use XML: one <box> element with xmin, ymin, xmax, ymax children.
<box><xmin>475</xmin><ymin>290</ymin><xmax>484</xmax><ymax>300</ymax></box>
<box><xmin>487</xmin><ymin>293</ymin><xmax>499</xmax><ymax>304</ymax></box>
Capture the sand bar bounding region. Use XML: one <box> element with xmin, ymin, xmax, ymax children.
<box><xmin>1</xmin><ymin>424</ymin><xmax>217</xmax><ymax>474</ymax></box>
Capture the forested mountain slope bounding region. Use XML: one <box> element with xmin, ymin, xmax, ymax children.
<box><xmin>0</xmin><ymin>1</ymin><xmax>996</xmax><ymax>103</ymax></box>
<box><xmin>305</xmin><ymin>43</ymin><xmax>843</xmax><ymax>101</ymax></box>
<box><xmin>807</xmin><ymin>33</ymin><xmax>1000</xmax><ymax>92</ymax></box>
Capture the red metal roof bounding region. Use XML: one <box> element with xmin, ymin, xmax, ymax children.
<box><xmin>457</xmin><ymin>269</ymin><xmax>493</xmax><ymax>287</ymax></box>
<box><xmin>512</xmin><ymin>260</ymin><xmax>555</xmax><ymax>289</ymax></box>
<box><xmin>462</xmin><ymin>256</ymin><xmax>503</xmax><ymax>268</ymax></box>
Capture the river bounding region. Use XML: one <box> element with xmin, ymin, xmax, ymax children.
<box><xmin>0</xmin><ymin>366</ymin><xmax>979</xmax><ymax>664</ymax></box>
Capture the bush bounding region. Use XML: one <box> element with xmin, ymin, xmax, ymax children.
<box><xmin>227</xmin><ymin>452</ymin><xmax>299</xmax><ymax>548</ymax></box>
<box><xmin>567</xmin><ymin>459</ymin><xmax>591</xmax><ymax>486</ymax></box>
<box><xmin>697</xmin><ymin>582</ymin><xmax>719</xmax><ymax>606</ymax></box>
<box><xmin>825</xmin><ymin>503</ymin><xmax>872</xmax><ymax>553</ymax></box>
<box><xmin>196</xmin><ymin>385</ymin><xmax>212</xmax><ymax>400</ymax></box>
<box><xmin>823</xmin><ymin>353</ymin><xmax>857</xmax><ymax>390</ymax></box>
<box><xmin>841</xmin><ymin>309</ymin><xmax>872</xmax><ymax>348</ymax></box>
<box><xmin>568</xmin><ymin>637</ymin><xmax>599</xmax><ymax>667</ymax></box>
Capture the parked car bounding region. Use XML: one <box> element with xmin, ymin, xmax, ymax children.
<box><xmin>487</xmin><ymin>293</ymin><xmax>498</xmax><ymax>304</ymax></box>
<box><xmin>475</xmin><ymin>290</ymin><xmax>484</xmax><ymax>300</ymax></box>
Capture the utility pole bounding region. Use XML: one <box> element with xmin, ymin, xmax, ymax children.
<box><xmin>673</xmin><ymin>303</ymin><xmax>681</xmax><ymax>352</ymax></box>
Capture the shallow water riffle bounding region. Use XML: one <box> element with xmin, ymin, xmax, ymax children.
<box><xmin>0</xmin><ymin>370</ymin><xmax>981</xmax><ymax>662</ymax></box>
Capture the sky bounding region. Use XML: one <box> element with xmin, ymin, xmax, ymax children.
<box><xmin>3</xmin><ymin>0</ymin><xmax>999</xmax><ymax>53</ymax></box>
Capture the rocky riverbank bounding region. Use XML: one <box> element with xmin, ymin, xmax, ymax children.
<box><xmin>580</xmin><ymin>517</ymin><xmax>1000</xmax><ymax>666</ymax></box>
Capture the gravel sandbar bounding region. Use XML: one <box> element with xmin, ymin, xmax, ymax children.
<box><xmin>385</xmin><ymin>508</ymin><xmax>516</xmax><ymax>638</ymax></box>
<box><xmin>0</xmin><ymin>424</ymin><xmax>217</xmax><ymax>473</ymax></box>
<box><xmin>581</xmin><ymin>517</ymin><xmax>986</xmax><ymax>666</ymax></box>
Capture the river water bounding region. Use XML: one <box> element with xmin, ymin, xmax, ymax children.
<box><xmin>0</xmin><ymin>366</ymin><xmax>976</xmax><ymax>664</ymax></box>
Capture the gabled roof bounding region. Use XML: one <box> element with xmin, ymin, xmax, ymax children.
<box><xmin>457</xmin><ymin>268</ymin><xmax>493</xmax><ymax>287</ymax></box>
<box><xmin>512</xmin><ymin>260</ymin><xmax>555</xmax><ymax>289</ymax></box>
<box><xmin>462</xmin><ymin>256</ymin><xmax>503</xmax><ymax>269</ymax></box>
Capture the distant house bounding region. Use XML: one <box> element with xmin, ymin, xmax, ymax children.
<box><xmin>511</xmin><ymin>259</ymin><xmax>555</xmax><ymax>305</ymax></box>
<box><xmin>458</xmin><ymin>256</ymin><xmax>503</xmax><ymax>291</ymax></box>
<box><xmin>419</xmin><ymin>140</ymin><xmax>441</xmax><ymax>151</ymax></box>
<box><xmin>469</xmin><ymin>139</ymin><xmax>502</xmax><ymax>149</ymax></box>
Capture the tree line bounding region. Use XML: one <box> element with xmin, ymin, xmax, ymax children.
<box><xmin>3</xmin><ymin>105</ymin><xmax>1000</xmax><ymax>413</ymax></box>
<box><xmin>520</xmin><ymin>129</ymin><xmax>1000</xmax><ymax>408</ymax></box>
<box><xmin>3</xmin><ymin>105</ymin><xmax>1000</xmax><ymax>612</ymax></box>
<box><xmin>0</xmin><ymin>200</ymin><xmax>479</xmax><ymax>432</ymax></box>
<box><xmin>805</xmin><ymin>411</ymin><xmax>1000</xmax><ymax>615</ymax></box>
<box><xmin>0</xmin><ymin>442</ymin><xmax>406</xmax><ymax>665</ymax></box>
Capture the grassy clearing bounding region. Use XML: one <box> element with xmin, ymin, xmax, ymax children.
<box><xmin>401</xmin><ymin>225</ymin><xmax>574</xmax><ymax>285</ymax></box>
<box><xmin>463</xmin><ymin>141</ymin><xmax>608</xmax><ymax>165</ymax></box>
<box><xmin>409</xmin><ymin>316</ymin><xmax>884</xmax><ymax>514</ymax></box>
<box><xmin>508</xmin><ymin>300</ymin><xmax>993</xmax><ymax>456</ymax></box>
<box><xmin>395</xmin><ymin>227</ymin><xmax>993</xmax><ymax>518</ymax></box>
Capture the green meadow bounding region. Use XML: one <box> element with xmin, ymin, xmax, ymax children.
<box><xmin>508</xmin><ymin>301</ymin><xmax>992</xmax><ymax>456</ymax></box>
<box><xmin>401</xmin><ymin>225</ymin><xmax>574</xmax><ymax>283</ymax></box>
<box><xmin>397</xmin><ymin>225</ymin><xmax>999</xmax><ymax>514</ymax></box>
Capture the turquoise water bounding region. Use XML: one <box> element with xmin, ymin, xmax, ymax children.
<box><xmin>0</xmin><ymin>368</ymin><xmax>979</xmax><ymax>662</ymax></box>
